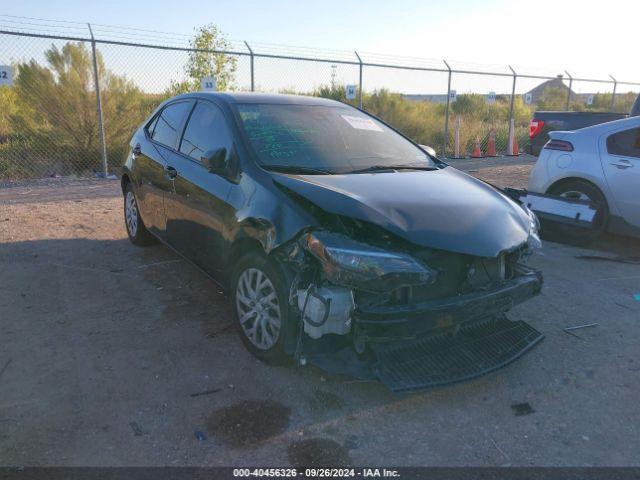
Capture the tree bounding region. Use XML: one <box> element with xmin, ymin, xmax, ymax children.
<box><xmin>0</xmin><ymin>85</ymin><xmax>18</xmax><ymax>138</ymax></box>
<box><xmin>613</xmin><ymin>92</ymin><xmax>639</xmax><ymax>113</ymax></box>
<box><xmin>536</xmin><ymin>86</ymin><xmax>568</xmax><ymax>110</ymax></box>
<box><xmin>167</xmin><ymin>24</ymin><xmax>237</xmax><ymax>94</ymax></box>
<box><xmin>10</xmin><ymin>42</ymin><xmax>146</xmax><ymax>174</ymax></box>
<box><xmin>314</xmin><ymin>84</ymin><xmax>348</xmax><ymax>102</ymax></box>
<box><xmin>451</xmin><ymin>94</ymin><xmax>486</xmax><ymax>116</ymax></box>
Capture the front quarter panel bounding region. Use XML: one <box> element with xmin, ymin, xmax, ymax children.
<box><xmin>223</xmin><ymin>171</ymin><xmax>319</xmax><ymax>264</ymax></box>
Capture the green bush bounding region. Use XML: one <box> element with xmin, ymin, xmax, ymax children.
<box><xmin>1</xmin><ymin>42</ymin><xmax>152</xmax><ymax>179</ymax></box>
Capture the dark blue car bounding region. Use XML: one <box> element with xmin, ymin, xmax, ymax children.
<box><xmin>122</xmin><ymin>92</ymin><xmax>544</xmax><ymax>391</ymax></box>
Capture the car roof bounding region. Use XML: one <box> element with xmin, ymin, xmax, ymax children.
<box><xmin>171</xmin><ymin>91</ymin><xmax>347</xmax><ymax>107</ymax></box>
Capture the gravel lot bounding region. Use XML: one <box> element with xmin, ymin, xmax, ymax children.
<box><xmin>1</xmin><ymin>159</ymin><xmax>640</xmax><ymax>467</ymax></box>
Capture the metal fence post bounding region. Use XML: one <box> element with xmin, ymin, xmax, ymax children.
<box><xmin>507</xmin><ymin>65</ymin><xmax>517</xmax><ymax>156</ymax></box>
<box><xmin>355</xmin><ymin>51</ymin><xmax>363</xmax><ymax>109</ymax></box>
<box><xmin>609</xmin><ymin>75</ymin><xmax>617</xmax><ymax>111</ymax></box>
<box><xmin>454</xmin><ymin>115</ymin><xmax>461</xmax><ymax>158</ymax></box>
<box><xmin>87</xmin><ymin>23</ymin><xmax>108</xmax><ymax>177</ymax></box>
<box><xmin>245</xmin><ymin>41</ymin><xmax>255</xmax><ymax>92</ymax></box>
<box><xmin>443</xmin><ymin>59</ymin><xmax>452</xmax><ymax>157</ymax></box>
<box><xmin>564</xmin><ymin>70</ymin><xmax>573</xmax><ymax>111</ymax></box>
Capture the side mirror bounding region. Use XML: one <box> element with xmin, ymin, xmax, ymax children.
<box><xmin>201</xmin><ymin>147</ymin><xmax>228</xmax><ymax>173</ymax></box>
<box><xmin>419</xmin><ymin>144</ymin><xmax>437</xmax><ymax>157</ymax></box>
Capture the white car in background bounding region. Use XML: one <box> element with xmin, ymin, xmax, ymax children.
<box><xmin>528</xmin><ymin>115</ymin><xmax>640</xmax><ymax>241</ymax></box>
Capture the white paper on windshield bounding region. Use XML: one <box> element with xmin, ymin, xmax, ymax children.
<box><xmin>341</xmin><ymin>115</ymin><xmax>384</xmax><ymax>132</ymax></box>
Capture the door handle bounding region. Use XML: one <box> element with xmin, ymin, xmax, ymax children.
<box><xmin>164</xmin><ymin>166</ymin><xmax>178</xmax><ymax>179</ymax></box>
<box><xmin>610</xmin><ymin>160</ymin><xmax>633</xmax><ymax>169</ymax></box>
<box><xmin>132</xmin><ymin>143</ymin><xmax>142</xmax><ymax>156</ymax></box>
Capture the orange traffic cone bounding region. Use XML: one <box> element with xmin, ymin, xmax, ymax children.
<box><xmin>471</xmin><ymin>137</ymin><xmax>482</xmax><ymax>158</ymax></box>
<box><xmin>486</xmin><ymin>130</ymin><xmax>497</xmax><ymax>157</ymax></box>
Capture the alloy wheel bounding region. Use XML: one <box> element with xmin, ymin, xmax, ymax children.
<box><xmin>125</xmin><ymin>191</ymin><xmax>138</xmax><ymax>237</ymax></box>
<box><xmin>235</xmin><ymin>267</ymin><xmax>282</xmax><ymax>350</ymax></box>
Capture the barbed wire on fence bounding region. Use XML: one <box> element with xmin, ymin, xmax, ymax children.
<box><xmin>1</xmin><ymin>14</ymin><xmax>639</xmax><ymax>180</ymax></box>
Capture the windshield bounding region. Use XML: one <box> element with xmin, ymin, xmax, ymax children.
<box><xmin>235</xmin><ymin>103</ymin><xmax>437</xmax><ymax>174</ymax></box>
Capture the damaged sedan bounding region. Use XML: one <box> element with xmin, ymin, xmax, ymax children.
<box><xmin>122</xmin><ymin>92</ymin><xmax>544</xmax><ymax>391</ymax></box>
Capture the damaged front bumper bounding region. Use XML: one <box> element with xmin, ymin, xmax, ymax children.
<box><xmin>300</xmin><ymin>265</ymin><xmax>544</xmax><ymax>392</ymax></box>
<box><xmin>285</xmin><ymin>230</ymin><xmax>545</xmax><ymax>392</ymax></box>
<box><xmin>353</xmin><ymin>265</ymin><xmax>542</xmax><ymax>342</ymax></box>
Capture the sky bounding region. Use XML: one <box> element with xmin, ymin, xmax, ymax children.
<box><xmin>1</xmin><ymin>0</ymin><xmax>638</xmax><ymax>94</ymax></box>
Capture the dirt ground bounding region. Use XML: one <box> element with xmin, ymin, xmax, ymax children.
<box><xmin>1</xmin><ymin>160</ymin><xmax>640</xmax><ymax>467</ymax></box>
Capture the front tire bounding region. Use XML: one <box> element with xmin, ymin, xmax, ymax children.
<box><xmin>546</xmin><ymin>179</ymin><xmax>609</xmax><ymax>245</ymax></box>
<box><xmin>230</xmin><ymin>251</ymin><xmax>294</xmax><ymax>364</ymax></box>
<box><xmin>123</xmin><ymin>183</ymin><xmax>156</xmax><ymax>246</ymax></box>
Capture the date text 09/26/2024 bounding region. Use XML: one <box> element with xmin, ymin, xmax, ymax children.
<box><xmin>233</xmin><ymin>468</ymin><xmax>400</xmax><ymax>477</ymax></box>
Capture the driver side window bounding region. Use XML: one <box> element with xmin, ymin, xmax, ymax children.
<box><xmin>179</xmin><ymin>101</ymin><xmax>234</xmax><ymax>166</ymax></box>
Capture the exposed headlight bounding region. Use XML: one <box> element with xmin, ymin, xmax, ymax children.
<box><xmin>302</xmin><ymin>231</ymin><xmax>437</xmax><ymax>293</ymax></box>
<box><xmin>525</xmin><ymin>207</ymin><xmax>542</xmax><ymax>250</ymax></box>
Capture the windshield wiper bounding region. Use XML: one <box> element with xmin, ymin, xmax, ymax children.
<box><xmin>346</xmin><ymin>164</ymin><xmax>437</xmax><ymax>174</ymax></box>
<box><xmin>263</xmin><ymin>164</ymin><xmax>333</xmax><ymax>175</ymax></box>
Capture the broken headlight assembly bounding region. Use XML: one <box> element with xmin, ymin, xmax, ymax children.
<box><xmin>302</xmin><ymin>230</ymin><xmax>437</xmax><ymax>293</ymax></box>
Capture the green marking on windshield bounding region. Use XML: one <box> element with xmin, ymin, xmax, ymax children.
<box><xmin>243</xmin><ymin>113</ymin><xmax>319</xmax><ymax>161</ymax></box>
<box><xmin>237</xmin><ymin>103</ymin><xmax>436</xmax><ymax>173</ymax></box>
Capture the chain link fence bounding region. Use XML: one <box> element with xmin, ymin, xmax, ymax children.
<box><xmin>1</xmin><ymin>18</ymin><xmax>639</xmax><ymax>181</ymax></box>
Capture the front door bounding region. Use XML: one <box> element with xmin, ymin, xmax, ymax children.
<box><xmin>165</xmin><ymin>100</ymin><xmax>236</xmax><ymax>277</ymax></box>
<box><xmin>138</xmin><ymin>100</ymin><xmax>194</xmax><ymax>239</ymax></box>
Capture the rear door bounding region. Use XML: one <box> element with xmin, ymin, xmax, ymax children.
<box><xmin>600</xmin><ymin>121</ymin><xmax>640</xmax><ymax>227</ymax></box>
<box><xmin>165</xmin><ymin>100</ymin><xmax>236</xmax><ymax>276</ymax></box>
<box><xmin>135</xmin><ymin>100</ymin><xmax>193</xmax><ymax>238</ymax></box>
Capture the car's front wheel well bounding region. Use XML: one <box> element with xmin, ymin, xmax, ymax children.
<box><xmin>121</xmin><ymin>173</ymin><xmax>131</xmax><ymax>194</ymax></box>
<box><xmin>226</xmin><ymin>238</ymin><xmax>267</xmax><ymax>280</ymax></box>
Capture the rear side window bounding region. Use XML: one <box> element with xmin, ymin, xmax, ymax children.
<box><xmin>150</xmin><ymin>101</ymin><xmax>193</xmax><ymax>148</ymax></box>
<box><xmin>179</xmin><ymin>101</ymin><xmax>233</xmax><ymax>163</ymax></box>
<box><xmin>146</xmin><ymin>114</ymin><xmax>159</xmax><ymax>136</ymax></box>
<box><xmin>607</xmin><ymin>127</ymin><xmax>640</xmax><ymax>159</ymax></box>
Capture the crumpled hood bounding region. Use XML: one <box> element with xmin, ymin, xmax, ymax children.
<box><xmin>272</xmin><ymin>166</ymin><xmax>531</xmax><ymax>257</ymax></box>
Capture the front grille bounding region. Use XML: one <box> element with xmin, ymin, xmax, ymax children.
<box><xmin>408</xmin><ymin>250</ymin><xmax>468</xmax><ymax>302</ymax></box>
<box><xmin>407</xmin><ymin>250</ymin><xmax>511</xmax><ymax>303</ymax></box>
<box><xmin>371</xmin><ymin>317</ymin><xmax>543</xmax><ymax>392</ymax></box>
<box><xmin>465</xmin><ymin>254</ymin><xmax>506</xmax><ymax>291</ymax></box>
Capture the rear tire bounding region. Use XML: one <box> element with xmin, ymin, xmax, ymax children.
<box><xmin>230</xmin><ymin>251</ymin><xmax>294</xmax><ymax>365</ymax></box>
<box><xmin>123</xmin><ymin>183</ymin><xmax>156</xmax><ymax>246</ymax></box>
<box><xmin>545</xmin><ymin>179</ymin><xmax>609</xmax><ymax>246</ymax></box>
